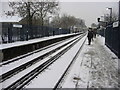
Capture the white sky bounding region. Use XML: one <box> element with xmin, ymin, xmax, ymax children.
<box><xmin>59</xmin><ymin>2</ymin><xmax>119</xmax><ymax>27</ymax></box>
<box><xmin>0</xmin><ymin>0</ymin><xmax>119</xmax><ymax>27</ymax></box>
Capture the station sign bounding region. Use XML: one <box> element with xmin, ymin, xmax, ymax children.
<box><xmin>13</xmin><ymin>24</ymin><xmax>22</xmax><ymax>28</ymax></box>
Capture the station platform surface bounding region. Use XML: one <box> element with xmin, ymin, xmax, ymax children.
<box><xmin>1</xmin><ymin>34</ymin><xmax>119</xmax><ymax>89</ymax></box>
<box><xmin>62</xmin><ymin>35</ymin><xmax>119</xmax><ymax>88</ymax></box>
<box><xmin>0</xmin><ymin>33</ymin><xmax>78</xmax><ymax>50</ymax></box>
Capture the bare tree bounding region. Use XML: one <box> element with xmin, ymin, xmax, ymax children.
<box><xmin>50</xmin><ymin>15</ymin><xmax>60</xmax><ymax>28</ymax></box>
<box><xmin>75</xmin><ymin>18</ymin><xmax>86</xmax><ymax>28</ymax></box>
<box><xmin>51</xmin><ymin>14</ymin><xmax>86</xmax><ymax>30</ymax></box>
<box><xmin>91</xmin><ymin>23</ymin><xmax>97</xmax><ymax>28</ymax></box>
<box><xmin>7</xmin><ymin>0</ymin><xmax>59</xmax><ymax>38</ymax></box>
<box><xmin>35</xmin><ymin>0</ymin><xmax>59</xmax><ymax>26</ymax></box>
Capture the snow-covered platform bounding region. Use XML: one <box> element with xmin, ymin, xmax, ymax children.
<box><xmin>24</xmin><ymin>35</ymin><xmax>119</xmax><ymax>89</ymax></box>
<box><xmin>1</xmin><ymin>33</ymin><xmax>80</xmax><ymax>61</ymax></box>
<box><xmin>0</xmin><ymin>33</ymin><xmax>79</xmax><ymax>50</ymax></box>
<box><xmin>62</xmin><ymin>36</ymin><xmax>119</xmax><ymax>88</ymax></box>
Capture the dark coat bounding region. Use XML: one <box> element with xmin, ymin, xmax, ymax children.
<box><xmin>87</xmin><ymin>31</ymin><xmax>93</xmax><ymax>39</ymax></box>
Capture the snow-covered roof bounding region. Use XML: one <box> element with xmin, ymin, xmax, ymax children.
<box><xmin>0</xmin><ymin>16</ymin><xmax>22</xmax><ymax>22</ymax></box>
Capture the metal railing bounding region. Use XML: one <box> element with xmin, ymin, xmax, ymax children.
<box><xmin>105</xmin><ymin>21</ymin><xmax>120</xmax><ymax>58</ymax></box>
<box><xmin>1</xmin><ymin>23</ymin><xmax>70</xmax><ymax>44</ymax></box>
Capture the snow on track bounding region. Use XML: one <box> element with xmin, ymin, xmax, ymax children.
<box><xmin>62</xmin><ymin>36</ymin><xmax>119</xmax><ymax>88</ymax></box>
<box><xmin>0</xmin><ymin>35</ymin><xmax>80</xmax><ymax>76</ymax></box>
<box><xmin>24</xmin><ymin>35</ymin><xmax>87</xmax><ymax>88</ymax></box>
<box><xmin>1</xmin><ymin>35</ymin><xmax>82</xmax><ymax>88</ymax></box>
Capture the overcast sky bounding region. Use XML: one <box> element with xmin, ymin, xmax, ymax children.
<box><xmin>0</xmin><ymin>0</ymin><xmax>119</xmax><ymax>27</ymax></box>
<box><xmin>59</xmin><ymin>1</ymin><xmax>119</xmax><ymax>27</ymax></box>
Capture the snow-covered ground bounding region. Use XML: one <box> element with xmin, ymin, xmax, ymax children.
<box><xmin>62</xmin><ymin>36</ymin><xmax>119</xmax><ymax>88</ymax></box>
<box><xmin>0</xmin><ymin>33</ymin><xmax>78</xmax><ymax>50</ymax></box>
<box><xmin>24</xmin><ymin>35</ymin><xmax>87</xmax><ymax>88</ymax></box>
<box><xmin>25</xmin><ymin>35</ymin><xmax>119</xmax><ymax>88</ymax></box>
<box><xmin>1</xmin><ymin>35</ymin><xmax>119</xmax><ymax>89</ymax></box>
<box><xmin>1</xmin><ymin>35</ymin><xmax>82</xmax><ymax>89</ymax></box>
<box><xmin>0</xmin><ymin>35</ymin><xmax>80</xmax><ymax>75</ymax></box>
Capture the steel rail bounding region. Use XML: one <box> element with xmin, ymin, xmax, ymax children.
<box><xmin>53</xmin><ymin>36</ymin><xmax>86</xmax><ymax>90</ymax></box>
<box><xmin>1</xmin><ymin>34</ymin><xmax>81</xmax><ymax>66</ymax></box>
<box><xmin>1</xmin><ymin>35</ymin><xmax>81</xmax><ymax>82</ymax></box>
<box><xmin>3</xmin><ymin>34</ymin><xmax>85</xmax><ymax>90</ymax></box>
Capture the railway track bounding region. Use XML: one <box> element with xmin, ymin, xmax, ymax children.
<box><xmin>1</xmin><ymin>34</ymin><xmax>86</xmax><ymax>89</ymax></box>
<box><xmin>0</xmin><ymin>34</ymin><xmax>80</xmax><ymax>66</ymax></box>
<box><xmin>0</xmin><ymin>34</ymin><xmax>79</xmax><ymax>82</ymax></box>
<box><xmin>0</xmin><ymin>35</ymin><xmax>80</xmax><ymax>82</ymax></box>
<box><xmin>53</xmin><ymin>36</ymin><xmax>86</xmax><ymax>90</ymax></box>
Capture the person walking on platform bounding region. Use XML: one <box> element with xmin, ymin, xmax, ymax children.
<box><xmin>93</xmin><ymin>28</ymin><xmax>97</xmax><ymax>38</ymax></box>
<box><xmin>87</xmin><ymin>28</ymin><xmax>93</xmax><ymax>45</ymax></box>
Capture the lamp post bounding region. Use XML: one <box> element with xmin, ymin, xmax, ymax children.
<box><xmin>106</xmin><ymin>7</ymin><xmax>112</xmax><ymax>23</ymax></box>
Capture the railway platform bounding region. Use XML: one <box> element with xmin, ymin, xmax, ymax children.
<box><xmin>0</xmin><ymin>34</ymin><xmax>119</xmax><ymax>89</ymax></box>
<box><xmin>62</xmin><ymin>35</ymin><xmax>119</xmax><ymax>88</ymax></box>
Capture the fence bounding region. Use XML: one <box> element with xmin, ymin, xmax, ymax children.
<box><xmin>105</xmin><ymin>22</ymin><xmax>120</xmax><ymax>58</ymax></box>
<box><xmin>1</xmin><ymin>23</ymin><xmax>70</xmax><ymax>44</ymax></box>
